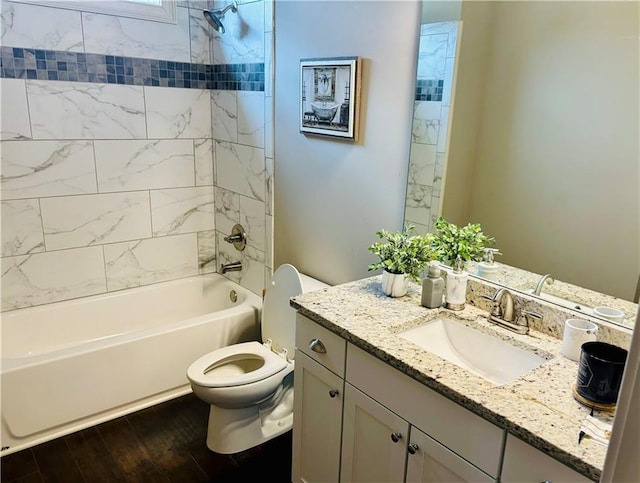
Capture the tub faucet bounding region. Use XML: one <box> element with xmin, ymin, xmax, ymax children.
<box><xmin>533</xmin><ymin>273</ymin><xmax>554</xmax><ymax>296</ymax></box>
<box><xmin>221</xmin><ymin>261</ymin><xmax>242</xmax><ymax>274</ymax></box>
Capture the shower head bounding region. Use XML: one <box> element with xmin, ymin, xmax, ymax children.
<box><xmin>203</xmin><ymin>1</ymin><xmax>238</xmax><ymax>34</ymax></box>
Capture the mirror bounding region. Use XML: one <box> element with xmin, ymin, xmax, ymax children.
<box><xmin>404</xmin><ymin>0</ymin><xmax>639</xmax><ymax>329</ymax></box>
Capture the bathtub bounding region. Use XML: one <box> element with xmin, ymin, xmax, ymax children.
<box><xmin>311</xmin><ymin>102</ymin><xmax>340</xmax><ymax>122</ymax></box>
<box><xmin>0</xmin><ymin>274</ymin><xmax>262</xmax><ymax>455</ymax></box>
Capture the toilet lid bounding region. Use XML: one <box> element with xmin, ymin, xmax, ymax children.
<box><xmin>187</xmin><ymin>341</ymin><xmax>288</xmax><ymax>388</ymax></box>
<box><xmin>262</xmin><ymin>264</ymin><xmax>303</xmax><ymax>358</ymax></box>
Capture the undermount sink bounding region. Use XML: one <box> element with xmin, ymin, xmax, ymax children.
<box><xmin>399</xmin><ymin>317</ymin><xmax>548</xmax><ymax>386</ymax></box>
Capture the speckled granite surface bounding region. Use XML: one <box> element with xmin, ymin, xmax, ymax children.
<box><xmin>291</xmin><ymin>275</ymin><xmax>634</xmax><ymax>482</ymax></box>
<box><xmin>466</xmin><ymin>261</ymin><xmax>637</xmax><ymax>328</ymax></box>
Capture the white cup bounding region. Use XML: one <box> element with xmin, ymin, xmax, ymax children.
<box><xmin>593</xmin><ymin>306</ymin><xmax>625</xmax><ymax>323</ymax></box>
<box><xmin>561</xmin><ymin>319</ymin><xmax>598</xmax><ymax>361</ymax></box>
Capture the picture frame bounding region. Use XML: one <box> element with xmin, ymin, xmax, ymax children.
<box><xmin>300</xmin><ymin>56</ymin><xmax>361</xmax><ymax>141</ymax></box>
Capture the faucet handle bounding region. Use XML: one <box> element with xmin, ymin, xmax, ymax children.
<box><xmin>482</xmin><ymin>293</ymin><xmax>502</xmax><ymax>317</ymax></box>
<box><xmin>516</xmin><ymin>310</ymin><xmax>543</xmax><ymax>332</ymax></box>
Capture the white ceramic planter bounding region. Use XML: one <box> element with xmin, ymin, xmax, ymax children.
<box><xmin>381</xmin><ymin>270</ymin><xmax>408</xmax><ymax>297</ymax></box>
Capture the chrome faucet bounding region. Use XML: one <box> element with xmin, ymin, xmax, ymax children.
<box><xmin>221</xmin><ymin>261</ymin><xmax>242</xmax><ymax>273</ymax></box>
<box><xmin>484</xmin><ymin>288</ymin><xmax>515</xmax><ymax>322</ymax></box>
<box><xmin>533</xmin><ymin>273</ymin><xmax>554</xmax><ymax>296</ymax></box>
<box><xmin>482</xmin><ymin>288</ymin><xmax>542</xmax><ymax>335</ymax></box>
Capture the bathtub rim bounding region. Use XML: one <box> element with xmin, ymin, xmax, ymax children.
<box><xmin>1</xmin><ymin>273</ymin><xmax>262</xmax><ymax>364</ymax></box>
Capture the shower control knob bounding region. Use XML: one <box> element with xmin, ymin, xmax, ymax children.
<box><xmin>328</xmin><ymin>389</ymin><xmax>339</xmax><ymax>398</ymax></box>
<box><xmin>390</xmin><ymin>432</ymin><xmax>402</xmax><ymax>443</ymax></box>
<box><xmin>407</xmin><ymin>443</ymin><xmax>420</xmax><ymax>455</ymax></box>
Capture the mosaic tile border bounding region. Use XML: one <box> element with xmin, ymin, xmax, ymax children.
<box><xmin>0</xmin><ymin>47</ymin><xmax>264</xmax><ymax>91</ymax></box>
<box><xmin>415</xmin><ymin>79</ymin><xmax>443</xmax><ymax>102</ymax></box>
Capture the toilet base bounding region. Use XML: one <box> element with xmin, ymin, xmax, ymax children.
<box><xmin>205</xmin><ymin>382</ymin><xmax>294</xmax><ymax>454</ymax></box>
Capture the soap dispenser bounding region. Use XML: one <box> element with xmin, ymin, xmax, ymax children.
<box><xmin>421</xmin><ymin>261</ymin><xmax>444</xmax><ymax>309</ymax></box>
<box><xmin>476</xmin><ymin>248</ymin><xmax>501</xmax><ymax>281</ymax></box>
<box><xmin>445</xmin><ymin>256</ymin><xmax>468</xmax><ymax>311</ymax></box>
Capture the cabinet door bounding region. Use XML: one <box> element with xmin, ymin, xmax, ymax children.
<box><xmin>340</xmin><ymin>383</ymin><xmax>409</xmax><ymax>483</ymax></box>
<box><xmin>501</xmin><ymin>434</ymin><xmax>593</xmax><ymax>482</ymax></box>
<box><xmin>292</xmin><ymin>350</ymin><xmax>344</xmax><ymax>483</ymax></box>
<box><xmin>406</xmin><ymin>426</ymin><xmax>496</xmax><ymax>483</ymax></box>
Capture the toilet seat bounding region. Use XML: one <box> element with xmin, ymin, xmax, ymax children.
<box><xmin>187</xmin><ymin>341</ymin><xmax>288</xmax><ymax>388</ymax></box>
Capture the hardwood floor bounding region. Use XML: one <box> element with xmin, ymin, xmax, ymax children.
<box><xmin>1</xmin><ymin>394</ymin><xmax>293</xmax><ymax>482</ymax></box>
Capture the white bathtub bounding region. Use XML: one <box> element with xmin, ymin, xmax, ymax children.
<box><xmin>0</xmin><ymin>274</ymin><xmax>262</xmax><ymax>455</ymax></box>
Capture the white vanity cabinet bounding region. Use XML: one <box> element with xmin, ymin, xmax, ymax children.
<box><xmin>340</xmin><ymin>382</ymin><xmax>495</xmax><ymax>483</ymax></box>
<box><xmin>405</xmin><ymin>425</ymin><xmax>496</xmax><ymax>482</ymax></box>
<box><xmin>501</xmin><ymin>434</ymin><xmax>593</xmax><ymax>483</ymax></box>
<box><xmin>292</xmin><ymin>314</ymin><xmax>347</xmax><ymax>483</ymax></box>
<box><xmin>340</xmin><ymin>383</ymin><xmax>409</xmax><ymax>482</ymax></box>
<box><xmin>344</xmin><ymin>344</ymin><xmax>501</xmax><ymax>483</ymax></box>
<box><xmin>293</xmin><ymin>314</ymin><xmax>504</xmax><ymax>483</ymax></box>
<box><xmin>292</xmin><ymin>351</ymin><xmax>344</xmax><ymax>483</ymax></box>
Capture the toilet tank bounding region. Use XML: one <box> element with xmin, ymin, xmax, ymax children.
<box><xmin>300</xmin><ymin>273</ymin><xmax>330</xmax><ymax>293</ymax></box>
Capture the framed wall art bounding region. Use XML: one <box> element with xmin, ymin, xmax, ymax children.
<box><xmin>300</xmin><ymin>56</ymin><xmax>362</xmax><ymax>141</ymax></box>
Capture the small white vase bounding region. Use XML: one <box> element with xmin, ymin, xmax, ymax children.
<box><xmin>381</xmin><ymin>270</ymin><xmax>408</xmax><ymax>297</ymax></box>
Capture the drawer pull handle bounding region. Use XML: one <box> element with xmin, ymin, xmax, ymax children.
<box><xmin>390</xmin><ymin>432</ymin><xmax>402</xmax><ymax>443</ymax></box>
<box><xmin>309</xmin><ymin>338</ymin><xmax>327</xmax><ymax>353</ymax></box>
<box><xmin>407</xmin><ymin>443</ymin><xmax>419</xmax><ymax>455</ymax></box>
<box><xmin>329</xmin><ymin>389</ymin><xmax>339</xmax><ymax>398</ymax></box>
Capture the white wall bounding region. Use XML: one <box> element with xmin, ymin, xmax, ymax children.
<box><xmin>440</xmin><ymin>0</ymin><xmax>494</xmax><ymax>226</ymax></box>
<box><xmin>445</xmin><ymin>1</ymin><xmax>639</xmax><ymax>300</ymax></box>
<box><xmin>274</xmin><ymin>0</ymin><xmax>421</xmax><ymax>285</ymax></box>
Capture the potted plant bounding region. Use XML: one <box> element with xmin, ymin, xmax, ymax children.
<box><xmin>367</xmin><ymin>225</ymin><xmax>435</xmax><ymax>297</ymax></box>
<box><xmin>431</xmin><ymin>217</ymin><xmax>495</xmax><ymax>268</ymax></box>
<box><xmin>431</xmin><ymin>217</ymin><xmax>495</xmax><ymax>310</ymax></box>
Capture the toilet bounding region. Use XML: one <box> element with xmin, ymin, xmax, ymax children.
<box><xmin>187</xmin><ymin>264</ymin><xmax>328</xmax><ymax>454</ymax></box>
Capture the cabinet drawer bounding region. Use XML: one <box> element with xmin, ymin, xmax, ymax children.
<box><xmin>296</xmin><ymin>313</ymin><xmax>346</xmax><ymax>377</ymax></box>
<box><xmin>346</xmin><ymin>343</ymin><xmax>504</xmax><ymax>478</ymax></box>
<box><xmin>501</xmin><ymin>434</ymin><xmax>593</xmax><ymax>482</ymax></box>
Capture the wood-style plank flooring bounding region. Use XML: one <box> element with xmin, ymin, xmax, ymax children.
<box><xmin>1</xmin><ymin>394</ymin><xmax>292</xmax><ymax>482</ymax></box>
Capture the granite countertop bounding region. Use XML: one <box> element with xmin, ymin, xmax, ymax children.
<box><xmin>291</xmin><ymin>275</ymin><xmax>613</xmax><ymax>482</ymax></box>
<box><xmin>465</xmin><ymin>261</ymin><xmax>637</xmax><ymax>328</ymax></box>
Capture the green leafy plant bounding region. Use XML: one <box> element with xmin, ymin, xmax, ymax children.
<box><xmin>431</xmin><ymin>217</ymin><xmax>496</xmax><ymax>267</ymax></box>
<box><xmin>367</xmin><ymin>225</ymin><xmax>436</xmax><ymax>282</ymax></box>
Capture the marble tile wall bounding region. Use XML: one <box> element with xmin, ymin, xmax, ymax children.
<box><xmin>1</xmin><ymin>0</ymin><xmax>274</xmax><ymax>310</ymax></box>
<box><xmin>405</xmin><ymin>21</ymin><xmax>459</xmax><ymax>235</ymax></box>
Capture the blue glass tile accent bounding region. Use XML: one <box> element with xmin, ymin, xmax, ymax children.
<box><xmin>0</xmin><ymin>46</ymin><xmax>264</xmax><ymax>91</ymax></box>
<box><xmin>415</xmin><ymin>79</ymin><xmax>444</xmax><ymax>102</ymax></box>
